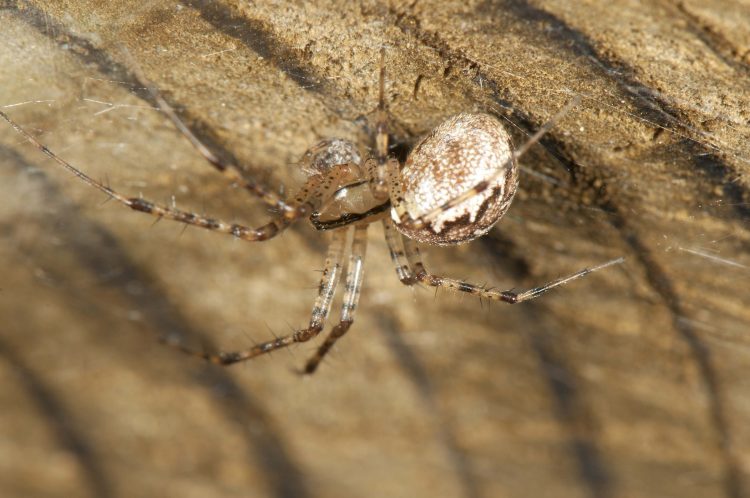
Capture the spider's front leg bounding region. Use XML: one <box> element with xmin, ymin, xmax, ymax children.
<box><xmin>0</xmin><ymin>110</ymin><xmax>319</xmax><ymax>242</ymax></box>
<box><xmin>303</xmin><ymin>224</ymin><xmax>369</xmax><ymax>374</ymax></box>
<box><xmin>124</xmin><ymin>51</ymin><xmax>305</xmax><ymax>219</ymax></box>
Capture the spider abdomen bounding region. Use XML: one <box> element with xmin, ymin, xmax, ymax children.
<box><xmin>395</xmin><ymin>113</ymin><xmax>518</xmax><ymax>246</ymax></box>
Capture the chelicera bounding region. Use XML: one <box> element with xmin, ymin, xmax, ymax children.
<box><xmin>0</xmin><ymin>51</ymin><xmax>622</xmax><ymax>374</ymax></box>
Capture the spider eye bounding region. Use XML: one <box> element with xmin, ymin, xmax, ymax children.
<box><xmin>302</xmin><ymin>139</ymin><xmax>361</xmax><ymax>174</ymax></box>
<box><xmin>395</xmin><ymin>113</ymin><xmax>518</xmax><ymax>246</ymax></box>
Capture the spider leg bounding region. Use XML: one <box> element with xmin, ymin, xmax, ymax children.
<box><xmin>400</xmin><ymin>97</ymin><xmax>582</xmax><ymax>231</ymax></box>
<box><xmin>368</xmin><ymin>47</ymin><xmax>390</xmax><ymax>201</ymax></box>
<box><xmin>2</xmin><ymin>111</ymin><xmax>372</xmax><ymax>242</ymax></box>
<box><xmin>401</xmin><ymin>234</ymin><xmax>623</xmax><ymax>303</ymax></box>
<box><xmin>165</xmin><ymin>228</ymin><xmax>350</xmax><ymax>365</ymax></box>
<box><xmin>382</xmin><ymin>218</ymin><xmax>418</xmax><ymax>285</ymax></box>
<box><xmin>1</xmin><ymin>110</ymin><xmax>326</xmax><ymax>241</ymax></box>
<box><xmin>304</xmin><ymin>224</ymin><xmax>368</xmax><ymax>374</ymax></box>
<box><xmin>125</xmin><ymin>53</ymin><xmax>304</xmax><ymax>221</ymax></box>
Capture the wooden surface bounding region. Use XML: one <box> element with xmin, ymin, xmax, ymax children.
<box><xmin>1</xmin><ymin>1</ymin><xmax>749</xmax><ymax>497</ymax></box>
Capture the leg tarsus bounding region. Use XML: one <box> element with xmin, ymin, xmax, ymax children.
<box><xmin>303</xmin><ymin>319</ymin><xmax>354</xmax><ymax>375</ymax></box>
<box><xmin>161</xmin><ymin>325</ymin><xmax>324</xmax><ymax>366</ymax></box>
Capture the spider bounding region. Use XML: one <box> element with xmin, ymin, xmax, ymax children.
<box><xmin>1</xmin><ymin>51</ymin><xmax>622</xmax><ymax>374</ymax></box>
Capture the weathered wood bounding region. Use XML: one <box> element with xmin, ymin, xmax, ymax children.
<box><xmin>1</xmin><ymin>1</ymin><xmax>748</xmax><ymax>497</ymax></box>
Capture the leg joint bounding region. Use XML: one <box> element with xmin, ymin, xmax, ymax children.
<box><xmin>501</xmin><ymin>292</ymin><xmax>519</xmax><ymax>304</ymax></box>
<box><xmin>398</xmin><ymin>274</ymin><xmax>418</xmax><ymax>286</ymax></box>
<box><xmin>330</xmin><ymin>319</ymin><xmax>354</xmax><ymax>338</ymax></box>
<box><xmin>416</xmin><ymin>270</ymin><xmax>439</xmax><ymax>286</ymax></box>
<box><xmin>294</xmin><ymin>325</ymin><xmax>323</xmax><ymax>342</ymax></box>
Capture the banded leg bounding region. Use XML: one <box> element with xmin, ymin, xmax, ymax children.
<box><xmin>368</xmin><ymin>47</ymin><xmax>390</xmax><ymax>201</ymax></box>
<box><xmin>125</xmin><ymin>52</ymin><xmax>305</xmax><ymax>221</ymax></box>
<box><xmin>399</xmin><ymin>97</ymin><xmax>582</xmax><ymax>231</ymax></box>
<box><xmin>165</xmin><ymin>228</ymin><xmax>350</xmax><ymax>365</ymax></box>
<box><xmin>0</xmin><ymin>110</ymin><xmax>333</xmax><ymax>242</ymax></box>
<box><xmin>304</xmin><ymin>224</ymin><xmax>369</xmax><ymax>374</ymax></box>
<box><xmin>402</xmin><ymin>235</ymin><xmax>623</xmax><ymax>303</ymax></box>
<box><xmin>382</xmin><ymin>218</ymin><xmax>417</xmax><ymax>285</ymax></box>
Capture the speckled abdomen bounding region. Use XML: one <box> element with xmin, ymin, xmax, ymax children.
<box><xmin>394</xmin><ymin>113</ymin><xmax>519</xmax><ymax>246</ymax></box>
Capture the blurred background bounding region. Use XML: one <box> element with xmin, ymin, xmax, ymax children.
<box><xmin>1</xmin><ymin>1</ymin><xmax>749</xmax><ymax>497</ymax></box>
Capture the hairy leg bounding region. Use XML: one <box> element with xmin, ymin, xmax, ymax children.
<box><xmin>401</xmin><ymin>234</ymin><xmax>623</xmax><ymax>303</ymax></box>
<box><xmin>124</xmin><ymin>50</ymin><xmax>305</xmax><ymax>220</ymax></box>
<box><xmin>382</xmin><ymin>218</ymin><xmax>417</xmax><ymax>285</ymax></box>
<box><xmin>304</xmin><ymin>224</ymin><xmax>368</xmax><ymax>373</ymax></box>
<box><xmin>164</xmin><ymin>228</ymin><xmax>351</xmax><ymax>365</ymax></box>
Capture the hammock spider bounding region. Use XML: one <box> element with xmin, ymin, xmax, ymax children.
<box><xmin>1</xmin><ymin>51</ymin><xmax>622</xmax><ymax>374</ymax></box>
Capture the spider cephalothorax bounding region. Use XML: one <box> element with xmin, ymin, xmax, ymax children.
<box><xmin>0</xmin><ymin>52</ymin><xmax>622</xmax><ymax>374</ymax></box>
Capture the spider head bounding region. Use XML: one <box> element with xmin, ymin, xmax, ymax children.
<box><xmin>393</xmin><ymin>113</ymin><xmax>519</xmax><ymax>246</ymax></box>
<box><xmin>301</xmin><ymin>138</ymin><xmax>362</xmax><ymax>176</ymax></box>
<box><xmin>300</xmin><ymin>138</ymin><xmax>377</xmax><ymax>225</ymax></box>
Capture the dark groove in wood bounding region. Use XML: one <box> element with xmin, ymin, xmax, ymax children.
<box><xmin>498</xmin><ymin>0</ymin><xmax>750</xmax><ymax>227</ymax></box>
<box><xmin>376</xmin><ymin>313</ymin><xmax>483</xmax><ymax>498</ymax></box>
<box><xmin>10</xmin><ymin>1</ymin><xmax>278</xmax><ymax>186</ymax></box>
<box><xmin>0</xmin><ymin>335</ymin><xmax>114</xmax><ymax>498</ymax></box>
<box><xmin>666</xmin><ymin>0</ymin><xmax>750</xmax><ymax>75</ymax></box>
<box><xmin>181</xmin><ymin>0</ymin><xmax>324</xmax><ymax>93</ymax></box>
<box><xmin>518</xmin><ymin>304</ymin><xmax>615</xmax><ymax>498</ymax></box>
<box><xmin>179</xmin><ymin>0</ymin><xmax>361</xmax><ymax>124</ymax></box>
<box><xmin>388</xmin><ymin>0</ymin><xmax>750</xmax><ymax>228</ymax></box>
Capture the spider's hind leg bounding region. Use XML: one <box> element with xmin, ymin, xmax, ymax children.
<box><xmin>400</xmin><ymin>234</ymin><xmax>623</xmax><ymax>304</ymax></box>
<box><xmin>382</xmin><ymin>219</ymin><xmax>418</xmax><ymax>286</ymax></box>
